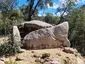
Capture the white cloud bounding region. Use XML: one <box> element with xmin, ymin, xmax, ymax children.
<box><xmin>38</xmin><ymin>14</ymin><xmax>46</xmax><ymax>16</ymax></box>
<box><xmin>56</xmin><ymin>12</ymin><xmax>61</xmax><ymax>16</ymax></box>
<box><xmin>38</xmin><ymin>14</ymin><xmax>42</xmax><ymax>16</ymax></box>
<box><xmin>64</xmin><ymin>12</ymin><xmax>67</xmax><ymax>15</ymax></box>
<box><xmin>38</xmin><ymin>11</ymin><xmax>43</xmax><ymax>14</ymax></box>
<box><xmin>52</xmin><ymin>13</ymin><xmax>57</xmax><ymax>16</ymax></box>
<box><xmin>47</xmin><ymin>3</ymin><xmax>59</xmax><ymax>9</ymax></box>
<box><xmin>38</xmin><ymin>11</ymin><xmax>46</xmax><ymax>16</ymax></box>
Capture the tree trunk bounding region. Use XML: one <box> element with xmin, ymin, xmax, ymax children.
<box><xmin>58</xmin><ymin>8</ymin><xmax>67</xmax><ymax>24</ymax></box>
<box><xmin>28</xmin><ymin>15</ymin><xmax>32</xmax><ymax>21</ymax></box>
<box><xmin>27</xmin><ymin>0</ymin><xmax>41</xmax><ymax>21</ymax></box>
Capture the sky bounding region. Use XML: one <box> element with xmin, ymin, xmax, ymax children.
<box><xmin>18</xmin><ymin>0</ymin><xmax>85</xmax><ymax>16</ymax></box>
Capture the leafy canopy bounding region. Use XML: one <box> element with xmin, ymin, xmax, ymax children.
<box><xmin>20</xmin><ymin>0</ymin><xmax>53</xmax><ymax>21</ymax></box>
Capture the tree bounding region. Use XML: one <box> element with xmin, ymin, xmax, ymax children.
<box><xmin>56</xmin><ymin>0</ymin><xmax>77</xmax><ymax>23</ymax></box>
<box><xmin>0</xmin><ymin>0</ymin><xmax>23</xmax><ymax>49</ymax></box>
<box><xmin>0</xmin><ymin>0</ymin><xmax>18</xmax><ymax>35</ymax></box>
<box><xmin>20</xmin><ymin>4</ymin><xmax>38</xmax><ymax>21</ymax></box>
<box><xmin>66</xmin><ymin>5</ymin><xmax>85</xmax><ymax>55</ymax></box>
<box><xmin>44</xmin><ymin>13</ymin><xmax>60</xmax><ymax>24</ymax></box>
<box><xmin>0</xmin><ymin>0</ymin><xmax>18</xmax><ymax>11</ymax></box>
<box><xmin>5</xmin><ymin>10</ymin><xmax>24</xmax><ymax>33</ymax></box>
<box><xmin>22</xmin><ymin>0</ymin><xmax>53</xmax><ymax>21</ymax></box>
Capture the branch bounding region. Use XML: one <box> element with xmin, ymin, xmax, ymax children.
<box><xmin>29</xmin><ymin>0</ymin><xmax>34</xmax><ymax>14</ymax></box>
<box><xmin>30</xmin><ymin>0</ymin><xmax>34</xmax><ymax>10</ymax></box>
<box><xmin>61</xmin><ymin>7</ymin><xmax>67</xmax><ymax>17</ymax></box>
<box><xmin>31</xmin><ymin>0</ymin><xmax>41</xmax><ymax>16</ymax></box>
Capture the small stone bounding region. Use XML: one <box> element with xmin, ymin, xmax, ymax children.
<box><xmin>44</xmin><ymin>57</ymin><xmax>51</xmax><ymax>62</ymax></box>
<box><xmin>41</xmin><ymin>53</ymin><xmax>50</xmax><ymax>59</ymax></box>
<box><xmin>44</xmin><ymin>62</ymin><xmax>51</xmax><ymax>64</ymax></box>
<box><xmin>15</xmin><ymin>56</ymin><xmax>23</xmax><ymax>61</ymax></box>
<box><xmin>63</xmin><ymin>47</ymin><xmax>75</xmax><ymax>54</ymax></box>
<box><xmin>56</xmin><ymin>53</ymin><xmax>61</xmax><ymax>56</ymax></box>
<box><xmin>31</xmin><ymin>51</ymin><xmax>35</xmax><ymax>53</ymax></box>
<box><xmin>35</xmin><ymin>58</ymin><xmax>41</xmax><ymax>62</ymax></box>
<box><xmin>33</xmin><ymin>54</ymin><xmax>41</xmax><ymax>58</ymax></box>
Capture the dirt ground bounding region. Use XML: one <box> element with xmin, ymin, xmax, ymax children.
<box><xmin>0</xmin><ymin>48</ymin><xmax>84</xmax><ymax>64</ymax></box>
<box><xmin>0</xmin><ymin>36</ymin><xmax>84</xmax><ymax>64</ymax></box>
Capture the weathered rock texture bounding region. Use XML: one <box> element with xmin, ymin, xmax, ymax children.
<box><xmin>18</xmin><ymin>20</ymin><xmax>52</xmax><ymax>39</ymax></box>
<box><xmin>0</xmin><ymin>60</ymin><xmax>4</xmax><ymax>64</ymax></box>
<box><xmin>13</xmin><ymin>26</ymin><xmax>21</xmax><ymax>46</ymax></box>
<box><xmin>23</xmin><ymin>22</ymin><xmax>70</xmax><ymax>49</ymax></box>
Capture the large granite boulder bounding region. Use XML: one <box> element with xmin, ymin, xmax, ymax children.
<box><xmin>20</xmin><ymin>20</ymin><xmax>52</xmax><ymax>28</ymax></box>
<box><xmin>18</xmin><ymin>20</ymin><xmax>52</xmax><ymax>39</ymax></box>
<box><xmin>13</xmin><ymin>26</ymin><xmax>21</xmax><ymax>46</ymax></box>
<box><xmin>23</xmin><ymin>22</ymin><xmax>70</xmax><ymax>49</ymax></box>
<box><xmin>0</xmin><ymin>60</ymin><xmax>4</xmax><ymax>64</ymax></box>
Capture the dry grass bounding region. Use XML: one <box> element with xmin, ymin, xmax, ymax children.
<box><xmin>0</xmin><ymin>48</ymin><xmax>84</xmax><ymax>64</ymax></box>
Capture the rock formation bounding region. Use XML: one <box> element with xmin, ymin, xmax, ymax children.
<box><xmin>0</xmin><ymin>60</ymin><xmax>4</xmax><ymax>64</ymax></box>
<box><xmin>23</xmin><ymin>22</ymin><xmax>70</xmax><ymax>49</ymax></box>
<box><xmin>18</xmin><ymin>20</ymin><xmax>52</xmax><ymax>39</ymax></box>
<box><xmin>13</xmin><ymin>26</ymin><xmax>21</xmax><ymax>46</ymax></box>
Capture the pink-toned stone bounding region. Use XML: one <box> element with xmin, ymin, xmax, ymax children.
<box><xmin>0</xmin><ymin>60</ymin><xmax>4</xmax><ymax>64</ymax></box>
<box><xmin>23</xmin><ymin>22</ymin><xmax>70</xmax><ymax>49</ymax></box>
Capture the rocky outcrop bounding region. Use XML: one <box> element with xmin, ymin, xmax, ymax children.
<box><xmin>23</xmin><ymin>22</ymin><xmax>70</xmax><ymax>49</ymax></box>
<box><xmin>0</xmin><ymin>60</ymin><xmax>4</xmax><ymax>64</ymax></box>
<box><xmin>18</xmin><ymin>20</ymin><xmax>52</xmax><ymax>39</ymax></box>
<box><xmin>20</xmin><ymin>20</ymin><xmax>52</xmax><ymax>28</ymax></box>
<box><xmin>13</xmin><ymin>26</ymin><xmax>21</xmax><ymax>46</ymax></box>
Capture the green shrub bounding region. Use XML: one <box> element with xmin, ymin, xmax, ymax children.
<box><xmin>66</xmin><ymin>6</ymin><xmax>85</xmax><ymax>55</ymax></box>
<box><xmin>0</xmin><ymin>42</ymin><xmax>20</xmax><ymax>56</ymax></box>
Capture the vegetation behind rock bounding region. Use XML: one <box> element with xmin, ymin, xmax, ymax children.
<box><xmin>0</xmin><ymin>41</ymin><xmax>20</xmax><ymax>56</ymax></box>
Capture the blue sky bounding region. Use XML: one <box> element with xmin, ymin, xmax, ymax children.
<box><xmin>18</xmin><ymin>0</ymin><xmax>85</xmax><ymax>16</ymax></box>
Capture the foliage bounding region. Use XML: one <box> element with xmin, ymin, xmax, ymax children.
<box><xmin>0</xmin><ymin>13</ymin><xmax>3</xmax><ymax>28</ymax></box>
<box><xmin>0</xmin><ymin>0</ymin><xmax>18</xmax><ymax>11</ymax></box>
<box><xmin>4</xmin><ymin>58</ymin><xmax>17</xmax><ymax>64</ymax></box>
<box><xmin>20</xmin><ymin>0</ymin><xmax>53</xmax><ymax>21</ymax></box>
<box><xmin>0</xmin><ymin>9</ymin><xmax>24</xmax><ymax>35</ymax></box>
<box><xmin>32</xmin><ymin>16</ymin><xmax>44</xmax><ymax>21</ymax></box>
<box><xmin>0</xmin><ymin>42</ymin><xmax>20</xmax><ymax>56</ymax></box>
<box><xmin>0</xmin><ymin>0</ymin><xmax>20</xmax><ymax>35</ymax></box>
<box><xmin>0</xmin><ymin>0</ymin><xmax>24</xmax><ymax>35</ymax></box>
<box><xmin>44</xmin><ymin>13</ymin><xmax>60</xmax><ymax>24</ymax></box>
<box><xmin>20</xmin><ymin>4</ymin><xmax>38</xmax><ymax>21</ymax></box>
<box><xmin>66</xmin><ymin>5</ymin><xmax>85</xmax><ymax>55</ymax></box>
<box><xmin>57</xmin><ymin>0</ymin><xmax>77</xmax><ymax>23</ymax></box>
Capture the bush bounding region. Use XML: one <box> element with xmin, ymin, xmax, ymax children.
<box><xmin>66</xmin><ymin>6</ymin><xmax>85</xmax><ymax>55</ymax></box>
<box><xmin>44</xmin><ymin>13</ymin><xmax>60</xmax><ymax>24</ymax></box>
<box><xmin>0</xmin><ymin>42</ymin><xmax>20</xmax><ymax>56</ymax></box>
